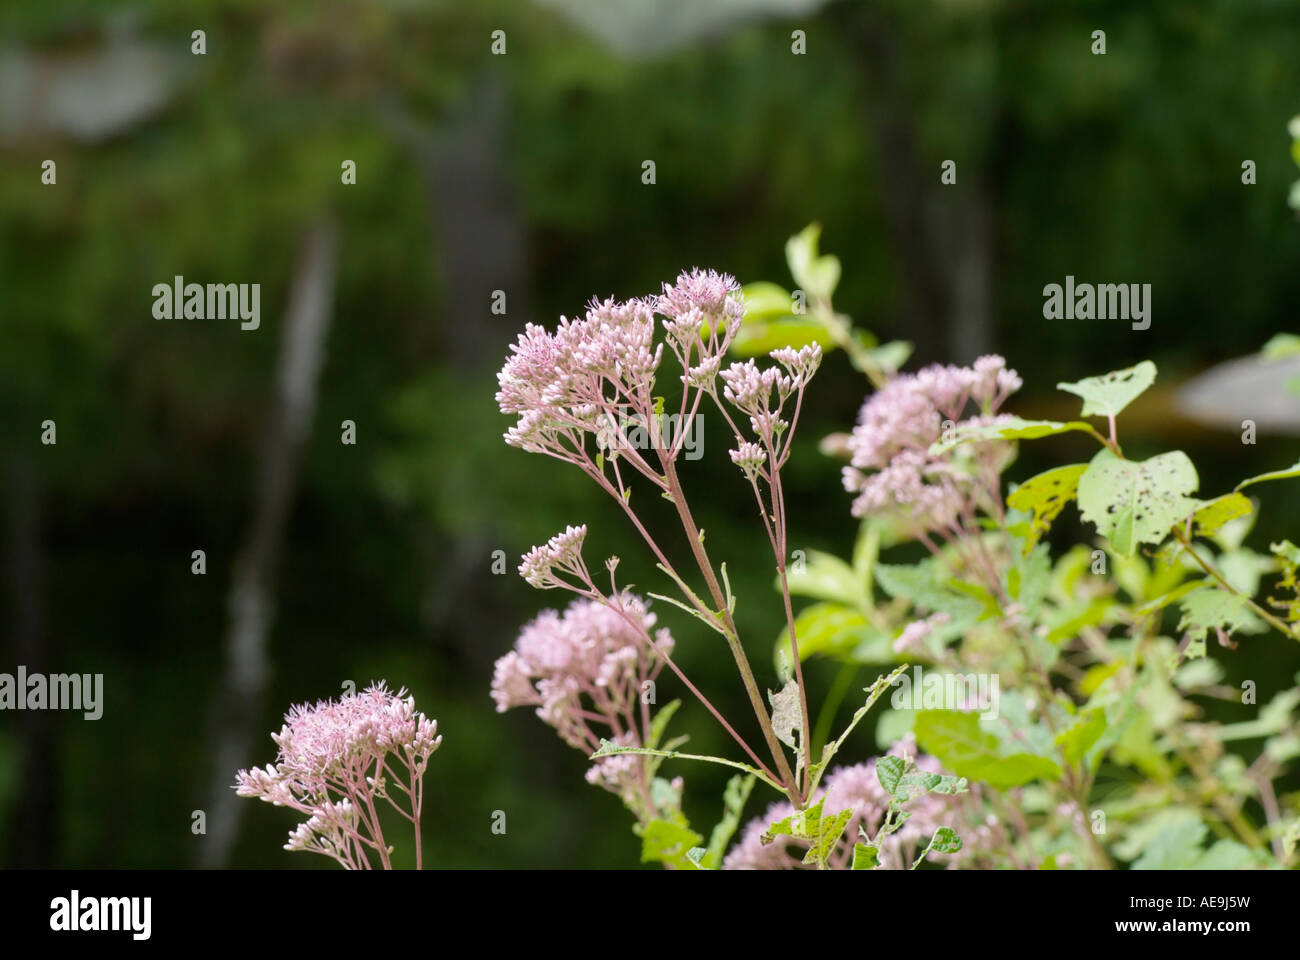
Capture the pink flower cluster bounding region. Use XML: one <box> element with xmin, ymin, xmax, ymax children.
<box><xmin>495</xmin><ymin>269</ymin><xmax>745</xmax><ymax>476</ymax></box>
<box><xmin>235</xmin><ymin>682</ymin><xmax>440</xmax><ymax>869</ymax></box>
<box><xmin>492</xmin><ymin>593</ymin><xmax>673</xmax><ymax>804</ymax></box>
<box><xmin>723</xmin><ymin>741</ymin><xmax>974</xmax><ymax>870</ymax></box>
<box><xmin>842</xmin><ymin>356</ymin><xmax>1022</xmax><ymax>534</ymax></box>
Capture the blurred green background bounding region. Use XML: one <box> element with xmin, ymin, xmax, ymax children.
<box><xmin>2</xmin><ymin>0</ymin><xmax>1299</xmax><ymax>867</ymax></box>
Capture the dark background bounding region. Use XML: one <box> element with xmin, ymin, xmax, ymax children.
<box><xmin>2</xmin><ymin>0</ymin><xmax>1299</xmax><ymax>868</ymax></box>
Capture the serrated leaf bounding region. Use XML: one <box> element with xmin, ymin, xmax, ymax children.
<box><xmin>640</xmin><ymin>819</ymin><xmax>704</xmax><ymax>869</ymax></box>
<box><xmin>1076</xmin><ymin>448</ymin><xmax>1200</xmax><ymax>556</ymax></box>
<box><xmin>1177</xmin><ymin>585</ymin><xmax>1266</xmax><ymax>646</ymax></box>
<box><xmin>1057</xmin><ymin>361</ymin><xmax>1157</xmax><ymax>418</ymax></box>
<box><xmin>761</xmin><ymin>799</ymin><xmax>853</xmax><ymax>868</ymax></box>
<box><xmin>1131</xmin><ymin>819</ymin><xmax>1208</xmax><ymax>870</ymax></box>
<box><xmin>875</xmin><ymin>561</ymin><xmax>983</xmax><ymax>619</ymax></box>
<box><xmin>914</xmin><ymin>710</ymin><xmax>1062</xmax><ymax>789</ymax></box>
<box><xmin>1007</xmin><ymin>464</ymin><xmax>1088</xmax><ymax>552</ymax></box>
<box><xmin>702</xmin><ymin>774</ymin><xmax>754</xmax><ymax>869</ymax></box>
<box><xmin>1055</xmin><ymin>709</ymin><xmax>1106</xmax><ymax>766</ymax></box>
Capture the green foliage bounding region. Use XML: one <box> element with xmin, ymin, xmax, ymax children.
<box><xmin>914</xmin><ymin>711</ymin><xmax>1062</xmax><ymax>789</ymax></box>
<box><xmin>1130</xmin><ymin>820</ymin><xmax>1265</xmax><ymax>870</ymax></box>
<box><xmin>785</xmin><ymin>223</ymin><xmax>841</xmax><ymax>305</ymax></box>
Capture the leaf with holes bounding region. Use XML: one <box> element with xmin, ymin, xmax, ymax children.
<box><xmin>1057</xmin><ymin>361</ymin><xmax>1157</xmax><ymax>419</ymax></box>
<box><xmin>1177</xmin><ymin>585</ymin><xmax>1266</xmax><ymax>652</ymax></box>
<box><xmin>1076</xmin><ymin>448</ymin><xmax>1200</xmax><ymax>556</ymax></box>
<box><xmin>1190</xmin><ymin>493</ymin><xmax>1253</xmax><ymax>538</ymax></box>
<box><xmin>1007</xmin><ymin>464</ymin><xmax>1088</xmax><ymax>552</ymax></box>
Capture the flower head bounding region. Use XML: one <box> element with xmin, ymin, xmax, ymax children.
<box><xmin>492</xmin><ymin>593</ymin><xmax>673</xmax><ymax>802</ymax></box>
<box><xmin>235</xmin><ymin>682</ymin><xmax>441</xmax><ymax>869</ymax></box>
<box><xmin>843</xmin><ymin>356</ymin><xmax>1021</xmax><ymax>534</ymax></box>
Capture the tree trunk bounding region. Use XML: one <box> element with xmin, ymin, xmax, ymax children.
<box><xmin>197</xmin><ymin>219</ymin><xmax>339</xmax><ymax>867</ymax></box>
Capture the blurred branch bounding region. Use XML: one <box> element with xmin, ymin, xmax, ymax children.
<box><xmin>198</xmin><ymin>218</ymin><xmax>339</xmax><ymax>868</ymax></box>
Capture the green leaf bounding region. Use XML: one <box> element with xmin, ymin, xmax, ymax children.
<box><xmin>913</xmin><ymin>826</ymin><xmax>963</xmax><ymax>869</ymax></box>
<box><xmin>701</xmin><ymin>774</ymin><xmax>755</xmax><ymax>869</ymax></box>
<box><xmin>1177</xmin><ymin>585</ymin><xmax>1266</xmax><ymax>648</ymax></box>
<box><xmin>1057</xmin><ymin>361</ymin><xmax>1157</xmax><ymax>419</ymax></box>
<box><xmin>1126</xmin><ymin>820</ymin><xmax>1262</xmax><ymax>870</ymax></box>
<box><xmin>867</xmin><ymin>340</ymin><xmax>912</xmax><ymax>375</ymax></box>
<box><xmin>731</xmin><ymin>318</ymin><xmax>835</xmax><ymax>357</ymax></box>
<box><xmin>1190</xmin><ymin>493</ymin><xmax>1253</xmax><ymax>537</ymax></box>
<box><xmin>785</xmin><ymin>223</ymin><xmax>841</xmax><ymax>302</ymax></box>
<box><xmin>914</xmin><ymin>710</ymin><xmax>1062</xmax><ymax>789</ymax></box>
<box><xmin>1193</xmin><ymin>840</ymin><xmax>1261</xmax><ymax>870</ymax></box>
<box><xmin>946</xmin><ymin>578</ymin><xmax>1002</xmax><ymax>620</ymax></box>
<box><xmin>1076</xmin><ymin>448</ymin><xmax>1200</xmax><ymax>555</ymax></box>
<box><xmin>640</xmin><ymin>819</ymin><xmax>703</xmax><ymax>869</ymax></box>
<box><xmin>929</xmin><ymin>417</ymin><xmax>1097</xmax><ymax>455</ymax></box>
<box><xmin>851</xmin><ymin>842</ymin><xmax>880</xmax><ymax>870</ymax></box>
<box><xmin>774</xmin><ymin>602</ymin><xmax>892</xmax><ymax>666</ymax></box>
<box><xmin>875</xmin><ymin>560</ymin><xmax>983</xmax><ymax>620</ymax></box>
<box><xmin>762</xmin><ymin>800</ymin><xmax>853</xmax><ymax>868</ymax></box>
<box><xmin>740</xmin><ymin>282</ymin><xmax>800</xmax><ymax>321</ymax></box>
<box><xmin>1007</xmin><ymin>464</ymin><xmax>1088</xmax><ymax>552</ymax></box>
<box><xmin>875</xmin><ymin>755</ymin><xmax>905</xmax><ymax>796</ymax></box>
<box><xmin>1236</xmin><ymin>460</ymin><xmax>1300</xmax><ymax>492</ymax></box>
<box><xmin>781</xmin><ymin>550</ymin><xmax>865</xmax><ymax>607</ymax></box>
<box><xmin>1055</xmin><ymin>709</ymin><xmax>1106</xmax><ymax>766</ymax></box>
<box><xmin>645</xmin><ymin>699</ymin><xmax>681</xmax><ymax>751</ymax></box>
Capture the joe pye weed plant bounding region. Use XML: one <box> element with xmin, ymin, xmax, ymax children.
<box><xmin>236</xmin><ymin>683</ymin><xmax>441</xmax><ymax>869</ymax></box>
<box><xmin>494</xmin><ymin>226</ymin><xmax>1300</xmax><ymax>871</ymax></box>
